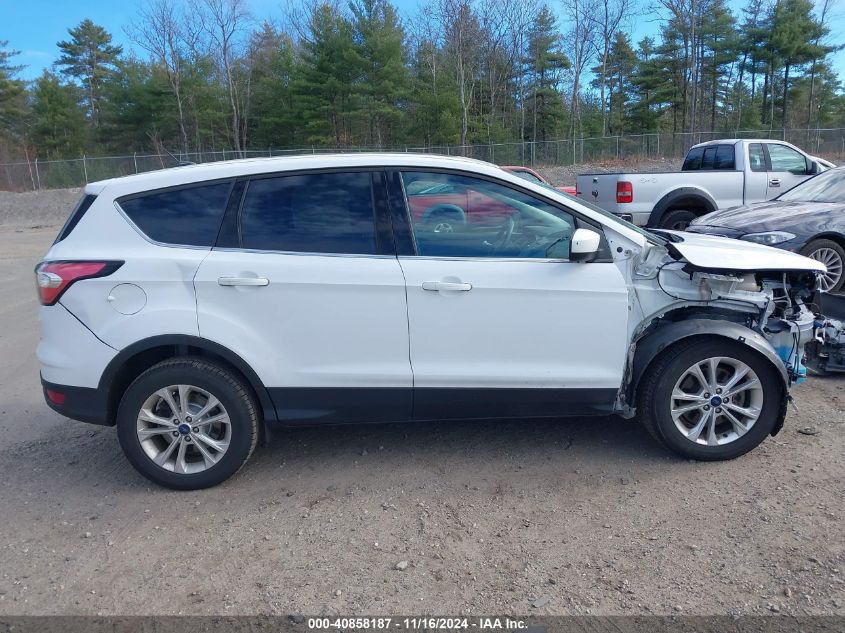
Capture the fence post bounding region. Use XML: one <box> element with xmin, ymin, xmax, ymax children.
<box><xmin>133</xmin><ymin>152</ymin><xmax>138</xmax><ymax>174</ymax></box>
<box><xmin>34</xmin><ymin>158</ymin><xmax>41</xmax><ymax>190</ymax></box>
<box><xmin>82</xmin><ymin>155</ymin><xmax>88</xmax><ymax>184</ymax></box>
<box><xmin>616</xmin><ymin>136</ymin><xmax>620</xmax><ymax>158</ymax></box>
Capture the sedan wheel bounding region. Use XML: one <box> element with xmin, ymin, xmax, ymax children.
<box><xmin>802</xmin><ymin>239</ymin><xmax>845</xmax><ymax>293</ymax></box>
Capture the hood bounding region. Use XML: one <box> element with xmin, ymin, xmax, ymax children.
<box><xmin>693</xmin><ymin>200</ymin><xmax>844</xmax><ymax>232</ymax></box>
<box><xmin>661</xmin><ymin>231</ymin><xmax>826</xmax><ymax>273</ymax></box>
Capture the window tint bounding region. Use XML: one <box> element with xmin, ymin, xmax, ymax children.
<box><xmin>54</xmin><ymin>194</ymin><xmax>97</xmax><ymax>244</ymax></box>
<box><xmin>120</xmin><ymin>182</ymin><xmax>231</xmax><ymax>246</ymax></box>
<box><xmin>700</xmin><ymin>147</ymin><xmax>717</xmax><ymax>170</ymax></box>
<box><xmin>240</xmin><ymin>172</ymin><xmax>377</xmax><ymax>254</ymax></box>
<box><xmin>713</xmin><ymin>144</ymin><xmax>735</xmax><ymax>170</ymax></box>
<box><xmin>682</xmin><ymin>147</ymin><xmax>704</xmax><ymax>170</ymax></box>
<box><xmin>748</xmin><ymin>143</ymin><xmax>766</xmax><ymax>172</ymax></box>
<box><xmin>767</xmin><ymin>144</ymin><xmax>809</xmax><ymax>174</ymax></box>
<box><xmin>402</xmin><ymin>171</ymin><xmax>578</xmax><ymax>259</ymax></box>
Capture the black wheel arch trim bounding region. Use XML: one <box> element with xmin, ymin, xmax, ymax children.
<box><xmin>627</xmin><ymin>318</ymin><xmax>789</xmax><ymax>433</ymax></box>
<box><xmin>99</xmin><ymin>335</ymin><xmax>278</xmax><ymax>425</ymax></box>
<box><xmin>648</xmin><ymin>188</ymin><xmax>718</xmax><ymax>227</ymax></box>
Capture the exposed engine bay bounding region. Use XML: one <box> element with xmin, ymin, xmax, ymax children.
<box><xmin>806</xmin><ymin>292</ymin><xmax>845</xmax><ymax>375</ymax></box>
<box><xmin>615</xmin><ymin>232</ymin><xmax>823</xmax><ymax>416</ymax></box>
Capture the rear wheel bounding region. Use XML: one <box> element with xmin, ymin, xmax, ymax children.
<box><xmin>639</xmin><ymin>339</ymin><xmax>784</xmax><ymax>461</ymax></box>
<box><xmin>801</xmin><ymin>239</ymin><xmax>845</xmax><ymax>293</ymax></box>
<box><xmin>116</xmin><ymin>358</ymin><xmax>259</xmax><ymax>489</ymax></box>
<box><xmin>657</xmin><ymin>209</ymin><xmax>697</xmax><ymax>231</ymax></box>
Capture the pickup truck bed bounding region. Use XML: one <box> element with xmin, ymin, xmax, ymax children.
<box><xmin>576</xmin><ymin>139</ymin><xmax>825</xmax><ymax>229</ymax></box>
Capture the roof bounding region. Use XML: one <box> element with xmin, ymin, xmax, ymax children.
<box><xmin>86</xmin><ymin>152</ymin><xmax>498</xmax><ymax>197</ymax></box>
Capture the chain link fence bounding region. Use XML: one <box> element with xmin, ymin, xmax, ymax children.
<box><xmin>3</xmin><ymin>128</ymin><xmax>844</xmax><ymax>192</ymax></box>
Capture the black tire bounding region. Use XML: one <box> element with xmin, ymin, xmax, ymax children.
<box><xmin>116</xmin><ymin>357</ymin><xmax>260</xmax><ymax>490</ymax></box>
<box><xmin>657</xmin><ymin>209</ymin><xmax>697</xmax><ymax>231</ymax></box>
<box><xmin>800</xmin><ymin>239</ymin><xmax>845</xmax><ymax>293</ymax></box>
<box><xmin>638</xmin><ymin>338</ymin><xmax>785</xmax><ymax>461</ymax></box>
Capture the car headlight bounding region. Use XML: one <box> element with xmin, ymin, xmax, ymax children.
<box><xmin>740</xmin><ymin>231</ymin><xmax>797</xmax><ymax>245</ymax></box>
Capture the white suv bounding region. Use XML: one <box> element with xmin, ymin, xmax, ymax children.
<box><xmin>36</xmin><ymin>154</ymin><xmax>824</xmax><ymax>489</ymax></box>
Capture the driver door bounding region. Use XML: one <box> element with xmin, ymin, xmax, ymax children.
<box><xmin>393</xmin><ymin>171</ymin><xmax>630</xmax><ymax>420</ymax></box>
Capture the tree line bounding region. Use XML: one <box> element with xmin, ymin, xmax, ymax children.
<box><xmin>0</xmin><ymin>0</ymin><xmax>843</xmax><ymax>162</ymax></box>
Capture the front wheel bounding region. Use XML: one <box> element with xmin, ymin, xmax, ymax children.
<box><xmin>638</xmin><ymin>339</ymin><xmax>785</xmax><ymax>461</ymax></box>
<box><xmin>116</xmin><ymin>358</ymin><xmax>260</xmax><ymax>489</ymax></box>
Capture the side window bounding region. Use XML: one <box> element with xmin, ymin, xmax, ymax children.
<box><xmin>700</xmin><ymin>147</ymin><xmax>717</xmax><ymax>170</ymax></box>
<box><xmin>240</xmin><ymin>172</ymin><xmax>377</xmax><ymax>254</ymax></box>
<box><xmin>682</xmin><ymin>147</ymin><xmax>704</xmax><ymax>171</ymax></box>
<box><xmin>119</xmin><ymin>181</ymin><xmax>232</xmax><ymax>247</ymax></box>
<box><xmin>714</xmin><ymin>144</ymin><xmax>735</xmax><ymax>170</ymax></box>
<box><xmin>401</xmin><ymin>171</ymin><xmax>577</xmax><ymax>259</ymax></box>
<box><xmin>748</xmin><ymin>143</ymin><xmax>766</xmax><ymax>172</ymax></box>
<box><xmin>767</xmin><ymin>144</ymin><xmax>809</xmax><ymax>175</ymax></box>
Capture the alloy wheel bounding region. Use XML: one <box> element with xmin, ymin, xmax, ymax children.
<box><xmin>670</xmin><ymin>357</ymin><xmax>764</xmax><ymax>446</ymax></box>
<box><xmin>807</xmin><ymin>247</ymin><xmax>843</xmax><ymax>292</ymax></box>
<box><xmin>136</xmin><ymin>384</ymin><xmax>231</xmax><ymax>474</ymax></box>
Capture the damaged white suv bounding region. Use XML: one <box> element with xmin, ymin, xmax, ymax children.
<box><xmin>36</xmin><ymin>154</ymin><xmax>824</xmax><ymax>489</ymax></box>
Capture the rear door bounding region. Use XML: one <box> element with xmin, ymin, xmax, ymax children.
<box><xmin>193</xmin><ymin>170</ymin><xmax>412</xmax><ymax>424</ymax></box>
<box><xmin>765</xmin><ymin>143</ymin><xmax>812</xmax><ymax>196</ymax></box>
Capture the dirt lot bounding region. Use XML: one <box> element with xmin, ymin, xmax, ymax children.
<box><xmin>0</xmin><ymin>196</ymin><xmax>844</xmax><ymax>618</ymax></box>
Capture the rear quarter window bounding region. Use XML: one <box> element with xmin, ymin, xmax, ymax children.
<box><xmin>54</xmin><ymin>194</ymin><xmax>97</xmax><ymax>244</ymax></box>
<box><xmin>118</xmin><ymin>181</ymin><xmax>232</xmax><ymax>247</ymax></box>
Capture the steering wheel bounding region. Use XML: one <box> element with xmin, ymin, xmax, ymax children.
<box><xmin>492</xmin><ymin>214</ymin><xmax>516</xmax><ymax>250</ymax></box>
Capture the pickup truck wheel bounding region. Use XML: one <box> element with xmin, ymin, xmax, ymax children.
<box><xmin>638</xmin><ymin>339</ymin><xmax>783</xmax><ymax>461</ymax></box>
<box><xmin>116</xmin><ymin>357</ymin><xmax>260</xmax><ymax>490</ymax></box>
<box><xmin>657</xmin><ymin>209</ymin><xmax>696</xmax><ymax>231</ymax></box>
<box><xmin>800</xmin><ymin>239</ymin><xmax>844</xmax><ymax>292</ymax></box>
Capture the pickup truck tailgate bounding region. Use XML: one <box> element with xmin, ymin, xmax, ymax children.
<box><xmin>577</xmin><ymin>174</ymin><xmax>621</xmax><ymax>209</ymax></box>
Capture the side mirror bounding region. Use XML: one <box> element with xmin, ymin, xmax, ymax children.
<box><xmin>809</xmin><ymin>160</ymin><xmax>820</xmax><ymax>175</ymax></box>
<box><xmin>570</xmin><ymin>228</ymin><xmax>602</xmax><ymax>262</ymax></box>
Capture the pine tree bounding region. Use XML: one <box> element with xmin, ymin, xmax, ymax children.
<box><xmin>294</xmin><ymin>4</ymin><xmax>360</xmax><ymax>145</ymax></box>
<box><xmin>30</xmin><ymin>71</ymin><xmax>87</xmax><ymax>158</ymax></box>
<box><xmin>56</xmin><ymin>19</ymin><xmax>123</xmax><ymax>128</ymax></box>
<box><xmin>350</xmin><ymin>0</ymin><xmax>408</xmax><ymax>147</ymax></box>
<box><xmin>0</xmin><ymin>42</ymin><xmax>27</xmax><ymax>145</ymax></box>
<box><xmin>770</xmin><ymin>0</ymin><xmax>832</xmax><ymax>132</ymax></box>
<box><xmin>524</xmin><ymin>6</ymin><xmax>570</xmax><ymax>143</ymax></box>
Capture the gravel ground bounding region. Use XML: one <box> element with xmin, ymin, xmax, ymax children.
<box><xmin>0</xmin><ymin>195</ymin><xmax>843</xmax><ymax>618</ymax></box>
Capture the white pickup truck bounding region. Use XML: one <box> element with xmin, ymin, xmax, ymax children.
<box><xmin>576</xmin><ymin>139</ymin><xmax>830</xmax><ymax>229</ymax></box>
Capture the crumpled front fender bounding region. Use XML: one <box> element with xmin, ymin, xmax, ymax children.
<box><xmin>625</xmin><ymin>318</ymin><xmax>789</xmax><ymax>414</ymax></box>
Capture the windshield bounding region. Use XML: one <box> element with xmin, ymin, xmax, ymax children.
<box><xmin>778</xmin><ymin>168</ymin><xmax>845</xmax><ymax>203</ymax></box>
<box><xmin>510</xmin><ymin>170</ymin><xmax>544</xmax><ymax>184</ymax></box>
<box><xmin>550</xmin><ymin>189</ymin><xmax>667</xmax><ymax>245</ymax></box>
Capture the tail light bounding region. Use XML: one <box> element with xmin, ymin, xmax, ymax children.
<box><xmin>616</xmin><ymin>181</ymin><xmax>633</xmax><ymax>203</ymax></box>
<box><xmin>35</xmin><ymin>260</ymin><xmax>123</xmax><ymax>306</ymax></box>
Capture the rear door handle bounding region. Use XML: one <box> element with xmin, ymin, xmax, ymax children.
<box><xmin>217</xmin><ymin>276</ymin><xmax>269</xmax><ymax>287</ymax></box>
<box><xmin>421</xmin><ymin>281</ymin><xmax>472</xmax><ymax>292</ymax></box>
<box><xmin>769</xmin><ymin>179</ymin><xmax>781</xmax><ymax>187</ymax></box>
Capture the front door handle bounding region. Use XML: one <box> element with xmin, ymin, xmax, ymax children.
<box><xmin>769</xmin><ymin>179</ymin><xmax>781</xmax><ymax>187</ymax></box>
<box><xmin>217</xmin><ymin>276</ymin><xmax>270</xmax><ymax>287</ymax></box>
<box><xmin>421</xmin><ymin>281</ymin><xmax>472</xmax><ymax>292</ymax></box>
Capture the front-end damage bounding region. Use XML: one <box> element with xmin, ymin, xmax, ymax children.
<box><xmin>617</xmin><ymin>235</ymin><xmax>822</xmax><ymax>425</ymax></box>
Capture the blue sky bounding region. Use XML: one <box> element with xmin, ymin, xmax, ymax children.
<box><xmin>3</xmin><ymin>0</ymin><xmax>844</xmax><ymax>81</ymax></box>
